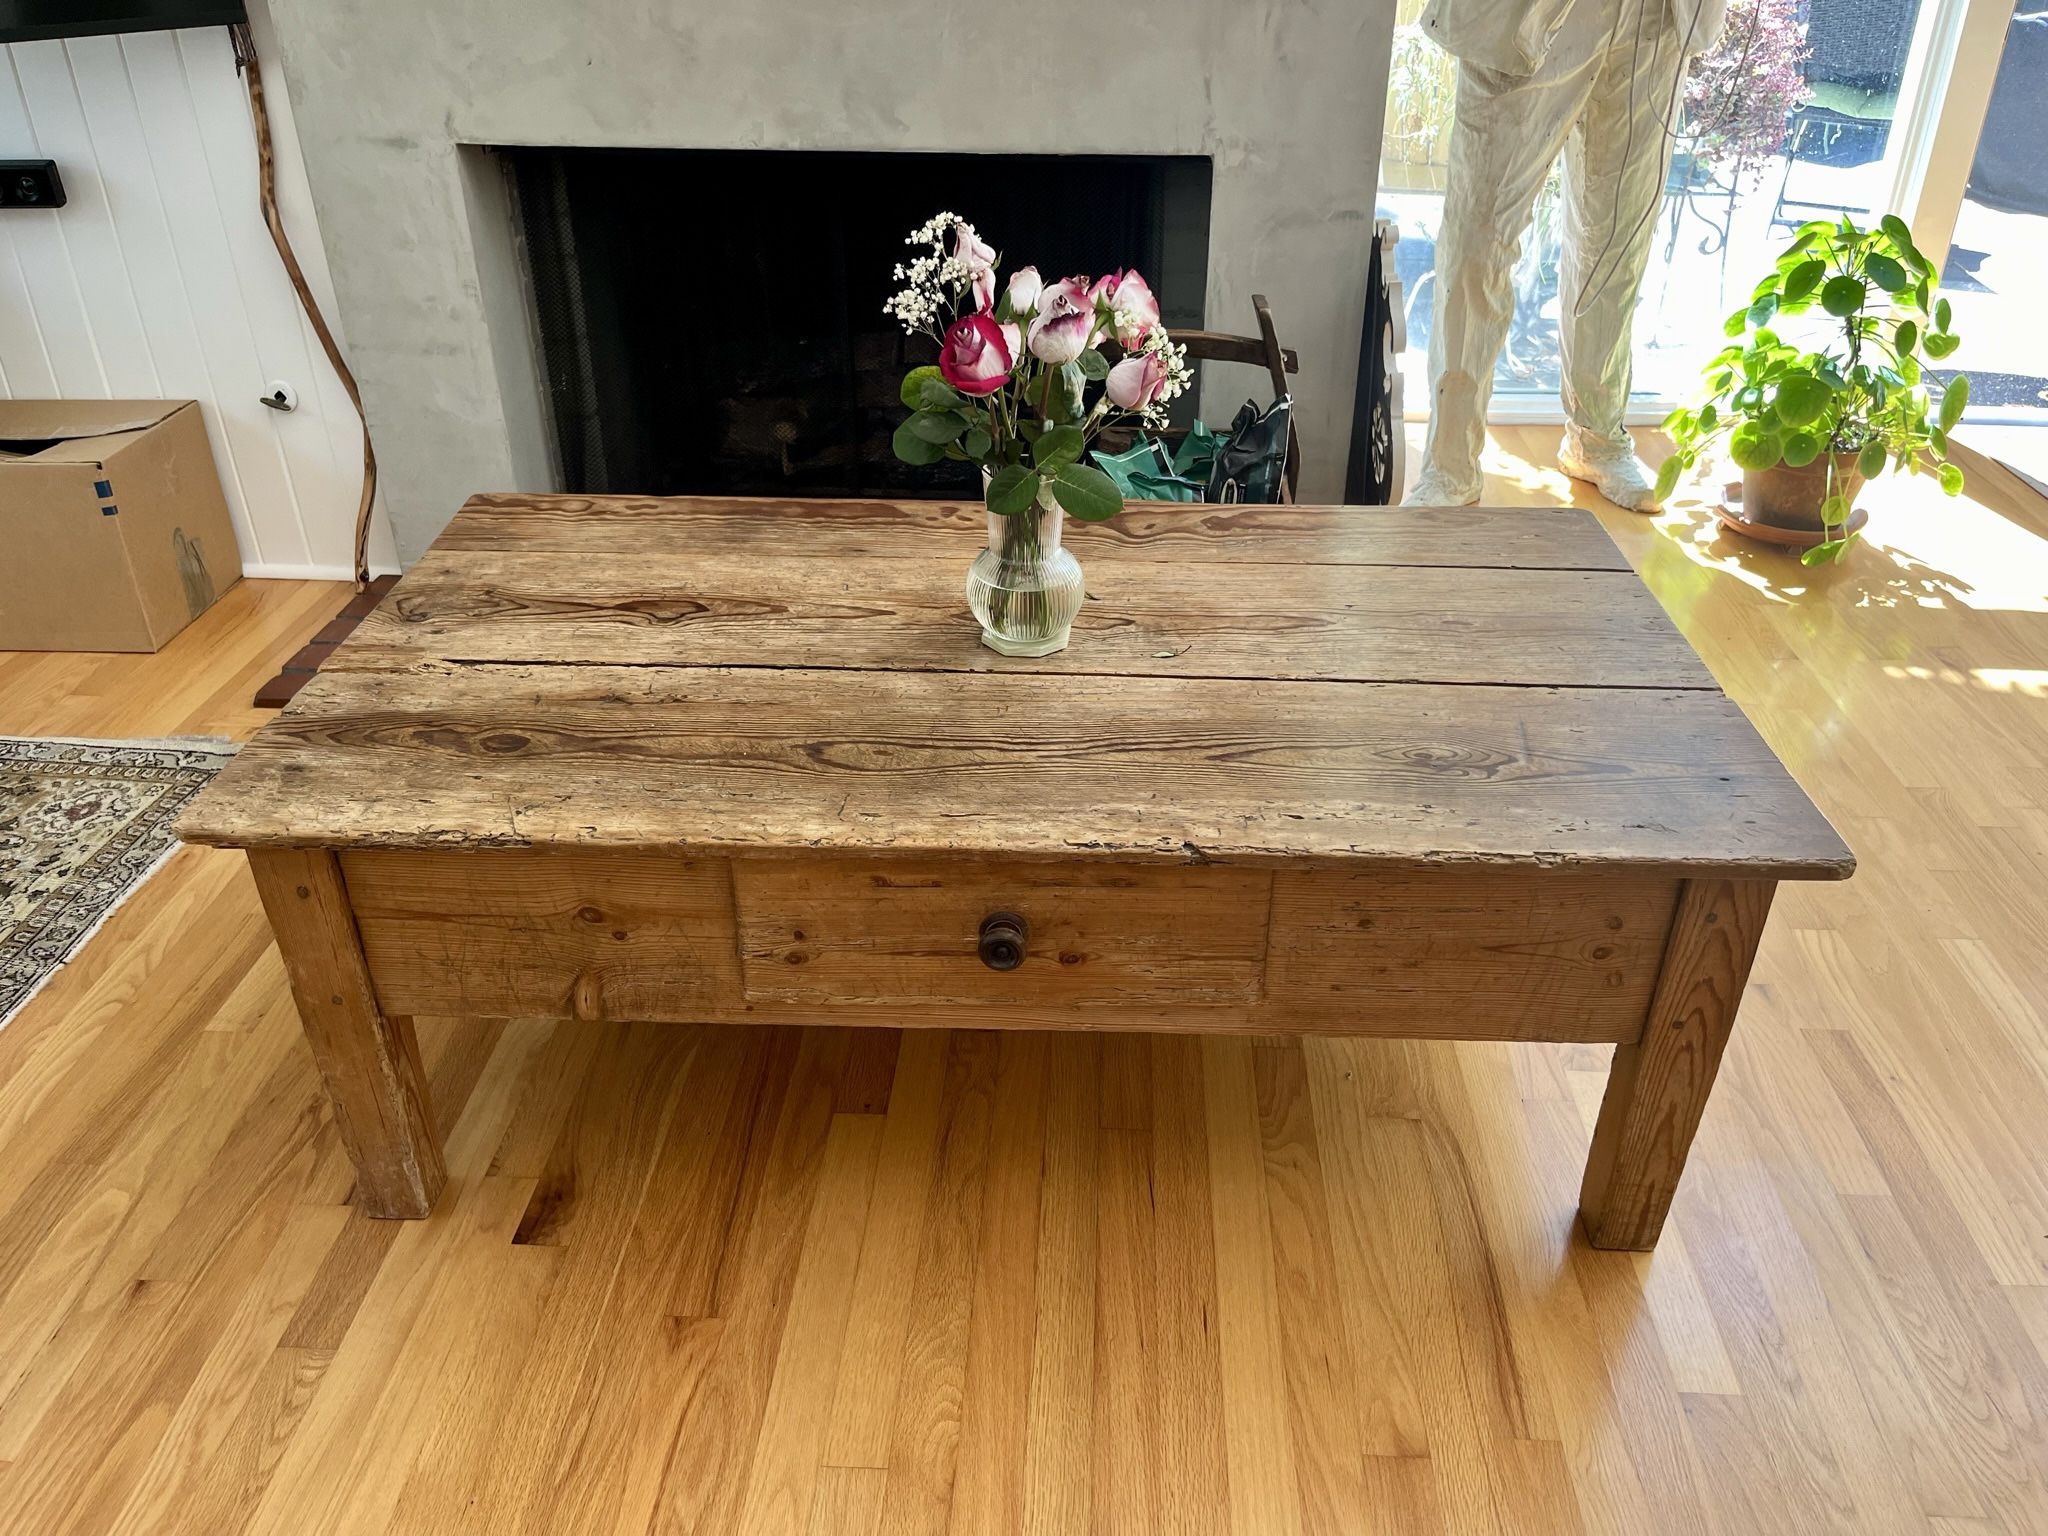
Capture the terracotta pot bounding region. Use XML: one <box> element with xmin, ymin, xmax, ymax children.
<box><xmin>1741</xmin><ymin>451</ymin><xmax>1866</xmax><ymax>534</ymax></box>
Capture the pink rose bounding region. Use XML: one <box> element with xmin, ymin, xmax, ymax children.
<box><xmin>1006</xmin><ymin>265</ymin><xmax>1043</xmax><ymax>316</ymax></box>
<box><xmin>953</xmin><ymin>222</ymin><xmax>997</xmax><ymax>312</ymax></box>
<box><xmin>1105</xmin><ymin>350</ymin><xmax>1168</xmax><ymax>411</ymax></box>
<box><xmin>1091</xmin><ymin>269</ymin><xmax>1161</xmax><ymax>347</ymax></box>
<box><xmin>938</xmin><ymin>313</ymin><xmax>1013</xmax><ymax>396</ymax></box>
<box><xmin>999</xmin><ymin>321</ymin><xmax>1022</xmax><ymax>363</ymax></box>
<box><xmin>1027</xmin><ymin>275</ymin><xmax>1094</xmax><ymax>365</ymax></box>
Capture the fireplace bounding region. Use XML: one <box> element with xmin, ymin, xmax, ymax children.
<box><xmin>502</xmin><ymin>147</ymin><xmax>1212</xmax><ymax>500</ymax></box>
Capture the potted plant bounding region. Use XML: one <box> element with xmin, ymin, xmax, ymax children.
<box><xmin>1657</xmin><ymin>214</ymin><xmax>1971</xmax><ymax>564</ymax></box>
<box><xmin>885</xmin><ymin>212</ymin><xmax>1192</xmax><ymax>655</ymax></box>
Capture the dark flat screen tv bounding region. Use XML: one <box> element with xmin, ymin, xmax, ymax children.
<box><xmin>0</xmin><ymin>1</ymin><xmax>246</xmax><ymax>45</ymax></box>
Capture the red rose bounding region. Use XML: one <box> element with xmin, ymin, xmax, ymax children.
<box><xmin>938</xmin><ymin>313</ymin><xmax>1014</xmax><ymax>396</ymax></box>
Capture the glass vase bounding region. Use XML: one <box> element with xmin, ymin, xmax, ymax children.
<box><xmin>965</xmin><ymin>483</ymin><xmax>1084</xmax><ymax>656</ymax></box>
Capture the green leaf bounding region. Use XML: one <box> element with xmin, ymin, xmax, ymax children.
<box><xmin>1049</xmin><ymin>462</ymin><xmax>1123</xmax><ymax>522</ymax></box>
<box><xmin>1781</xmin><ymin>429</ymin><xmax>1824</xmax><ymax>468</ymax></box>
<box><xmin>917</xmin><ymin>376</ymin><xmax>966</xmax><ymax>410</ymax></box>
<box><xmin>1819</xmin><ymin>493</ymin><xmax>1851</xmax><ymax>530</ymax></box>
<box><xmin>899</xmin><ymin>366</ymin><xmax>945</xmax><ymax>411</ymax></box>
<box><xmin>1801</xmin><ymin>538</ymin><xmax>1848</xmax><ymax>567</ymax></box>
<box><xmin>1820</xmin><ymin>276</ymin><xmax>1867</xmax><ymax>317</ymax></box>
<box><xmin>908</xmin><ymin>409</ymin><xmax>968</xmax><ymax>444</ymax></box>
<box><xmin>1893</xmin><ymin>319</ymin><xmax>1917</xmax><ymax>357</ymax></box>
<box><xmin>1864</xmin><ymin>253</ymin><xmax>1908</xmax><ymax>293</ymax></box>
<box><xmin>1723</xmin><ymin>308</ymin><xmax>1749</xmax><ymax>339</ymax></box>
<box><xmin>1857</xmin><ymin>439</ymin><xmax>1887</xmax><ymax>479</ymax></box>
<box><xmin>1075</xmin><ymin>349</ymin><xmax>1111</xmax><ymax>381</ymax></box>
<box><xmin>1914</xmin><ymin>276</ymin><xmax>1931</xmax><ymax>312</ymax></box>
<box><xmin>1729</xmin><ymin>422</ymin><xmax>1782</xmax><ymax>472</ymax></box>
<box><xmin>1938</xmin><ymin>372</ymin><xmax>1969</xmax><ymax>432</ymax></box>
<box><xmin>1935</xmin><ymin>296</ymin><xmax>1952</xmax><ymax>332</ymax></box>
<box><xmin>1880</xmin><ymin>214</ymin><xmax>1928</xmax><ymax>273</ymax></box>
<box><xmin>1938</xmin><ymin>461</ymin><xmax>1965</xmax><ymax>496</ymax></box>
<box><xmin>1748</xmin><ymin>293</ymin><xmax>1779</xmax><ymax>328</ymax></box>
<box><xmin>1033</xmin><ymin>424</ymin><xmax>1085</xmax><ymax>473</ymax></box>
<box><xmin>962</xmin><ymin>425</ymin><xmax>993</xmax><ymax>459</ymax></box>
<box><xmin>1653</xmin><ymin>454</ymin><xmax>1683</xmax><ymax>502</ymax></box>
<box><xmin>891</xmin><ymin>417</ymin><xmax>946</xmax><ymax>466</ymax></box>
<box><xmin>985</xmin><ymin>463</ymin><xmax>1041</xmax><ymax>516</ymax></box>
<box><xmin>1772</xmin><ymin>375</ymin><xmax>1831</xmax><ymax>428</ymax></box>
<box><xmin>1782</xmin><ymin>259</ymin><xmax>1828</xmax><ymax>302</ymax></box>
<box><xmin>1923</xmin><ymin>331</ymin><xmax>1959</xmax><ymax>360</ymax></box>
<box><xmin>1698</xmin><ymin>403</ymin><xmax>1718</xmax><ymax>432</ymax></box>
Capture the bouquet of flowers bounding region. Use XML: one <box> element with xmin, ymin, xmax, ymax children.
<box><xmin>885</xmin><ymin>212</ymin><xmax>1192</xmax><ymax>523</ymax></box>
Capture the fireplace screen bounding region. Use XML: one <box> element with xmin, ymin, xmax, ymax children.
<box><xmin>502</xmin><ymin>147</ymin><xmax>1212</xmax><ymax>500</ymax></box>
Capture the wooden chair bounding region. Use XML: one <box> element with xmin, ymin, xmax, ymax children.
<box><xmin>1101</xmin><ymin>294</ymin><xmax>1302</xmax><ymax>502</ymax></box>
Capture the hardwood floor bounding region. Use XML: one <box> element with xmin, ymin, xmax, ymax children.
<box><xmin>2</xmin><ymin>445</ymin><xmax>2046</xmax><ymax>1533</ymax></box>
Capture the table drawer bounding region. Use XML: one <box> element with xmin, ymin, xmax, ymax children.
<box><xmin>735</xmin><ymin>859</ymin><xmax>1273</xmax><ymax>1008</ymax></box>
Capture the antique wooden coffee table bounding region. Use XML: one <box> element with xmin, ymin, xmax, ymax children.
<box><xmin>179</xmin><ymin>494</ymin><xmax>1851</xmax><ymax>1248</ymax></box>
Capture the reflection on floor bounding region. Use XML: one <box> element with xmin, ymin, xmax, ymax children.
<box><xmin>2</xmin><ymin>454</ymin><xmax>2047</xmax><ymax>1534</ymax></box>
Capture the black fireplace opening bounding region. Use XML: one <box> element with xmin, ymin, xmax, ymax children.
<box><xmin>501</xmin><ymin>147</ymin><xmax>1212</xmax><ymax>500</ymax></box>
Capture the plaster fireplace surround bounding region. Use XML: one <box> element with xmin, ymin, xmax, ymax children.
<box><xmin>259</xmin><ymin>0</ymin><xmax>1397</xmax><ymax>563</ymax></box>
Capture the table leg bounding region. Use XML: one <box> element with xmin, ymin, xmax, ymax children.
<box><xmin>248</xmin><ymin>848</ymin><xmax>446</xmax><ymax>1218</ymax></box>
<box><xmin>1579</xmin><ymin>878</ymin><xmax>1774</xmax><ymax>1250</ymax></box>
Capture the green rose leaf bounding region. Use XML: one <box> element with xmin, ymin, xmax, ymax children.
<box><xmin>1857</xmin><ymin>438</ymin><xmax>1888</xmax><ymax>479</ymax></box>
<box><xmin>900</xmin><ymin>366</ymin><xmax>945</xmax><ymax>411</ymax></box>
<box><xmin>1075</xmin><ymin>349</ymin><xmax>1111</xmax><ymax>381</ymax></box>
<box><xmin>1772</xmin><ymin>375</ymin><xmax>1831</xmax><ymax>428</ymax></box>
<box><xmin>1653</xmin><ymin>454</ymin><xmax>1684</xmax><ymax>503</ymax></box>
<box><xmin>1780</xmin><ymin>430</ymin><xmax>1824</xmax><ymax>468</ymax></box>
<box><xmin>1864</xmin><ymin>253</ymin><xmax>1908</xmax><ymax>293</ymax></box>
<box><xmin>962</xmin><ymin>425</ymin><xmax>993</xmax><ymax>460</ymax></box>
<box><xmin>1034</xmin><ymin>424</ymin><xmax>1085</xmax><ymax>473</ymax></box>
<box><xmin>985</xmin><ymin>463</ymin><xmax>1042</xmax><ymax>516</ymax></box>
<box><xmin>1782</xmin><ymin>259</ymin><xmax>1828</xmax><ymax>302</ymax></box>
<box><xmin>891</xmin><ymin>417</ymin><xmax>946</xmax><ymax>466</ymax></box>
<box><xmin>1729</xmin><ymin>422</ymin><xmax>1782</xmax><ymax>472</ymax></box>
<box><xmin>1938</xmin><ymin>372</ymin><xmax>1969</xmax><ymax>432</ymax></box>
<box><xmin>909</xmin><ymin>409</ymin><xmax>968</xmax><ymax>444</ymax></box>
<box><xmin>917</xmin><ymin>376</ymin><xmax>966</xmax><ymax>411</ymax></box>
<box><xmin>1938</xmin><ymin>461</ymin><xmax>1965</xmax><ymax>496</ymax></box>
<box><xmin>1050</xmin><ymin>462</ymin><xmax>1123</xmax><ymax>522</ymax></box>
<box><xmin>1820</xmin><ymin>276</ymin><xmax>1867</xmax><ymax>317</ymax></box>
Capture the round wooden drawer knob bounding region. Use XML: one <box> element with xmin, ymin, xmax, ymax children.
<box><xmin>978</xmin><ymin>911</ymin><xmax>1028</xmax><ymax>971</ymax></box>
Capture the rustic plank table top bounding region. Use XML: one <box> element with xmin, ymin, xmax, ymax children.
<box><xmin>180</xmin><ymin>494</ymin><xmax>1851</xmax><ymax>881</ymax></box>
<box><xmin>178</xmin><ymin>495</ymin><xmax>1851</xmax><ymax>1248</ymax></box>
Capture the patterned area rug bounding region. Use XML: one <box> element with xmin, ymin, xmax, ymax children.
<box><xmin>0</xmin><ymin>736</ymin><xmax>236</xmax><ymax>1028</ymax></box>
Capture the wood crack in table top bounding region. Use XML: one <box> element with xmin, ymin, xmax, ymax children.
<box><xmin>178</xmin><ymin>497</ymin><xmax>1853</xmax><ymax>880</ymax></box>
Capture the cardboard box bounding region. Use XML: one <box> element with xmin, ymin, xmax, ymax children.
<box><xmin>0</xmin><ymin>400</ymin><xmax>243</xmax><ymax>652</ymax></box>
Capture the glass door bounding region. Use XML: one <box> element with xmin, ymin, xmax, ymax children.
<box><xmin>1936</xmin><ymin>1</ymin><xmax>2048</xmax><ymax>487</ymax></box>
<box><xmin>1381</xmin><ymin>0</ymin><xmax>1943</xmax><ymax>419</ymax></box>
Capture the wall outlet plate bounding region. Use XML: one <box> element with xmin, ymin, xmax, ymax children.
<box><xmin>1</xmin><ymin>160</ymin><xmax>66</xmax><ymax>209</ymax></box>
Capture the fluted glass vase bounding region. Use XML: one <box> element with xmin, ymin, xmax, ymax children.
<box><xmin>965</xmin><ymin>482</ymin><xmax>1084</xmax><ymax>656</ymax></box>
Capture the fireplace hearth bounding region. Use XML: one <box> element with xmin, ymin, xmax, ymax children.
<box><xmin>504</xmin><ymin>147</ymin><xmax>1211</xmax><ymax>501</ymax></box>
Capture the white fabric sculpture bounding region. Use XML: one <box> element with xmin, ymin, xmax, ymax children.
<box><xmin>1406</xmin><ymin>0</ymin><xmax>1729</xmax><ymax>510</ymax></box>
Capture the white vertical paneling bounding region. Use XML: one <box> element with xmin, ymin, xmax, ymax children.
<box><xmin>0</xmin><ymin>24</ymin><xmax>395</xmax><ymax>578</ymax></box>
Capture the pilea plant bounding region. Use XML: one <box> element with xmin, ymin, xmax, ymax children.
<box><xmin>1658</xmin><ymin>214</ymin><xmax>1970</xmax><ymax>564</ymax></box>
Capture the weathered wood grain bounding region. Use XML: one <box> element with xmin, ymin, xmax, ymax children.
<box><xmin>244</xmin><ymin>849</ymin><xmax>443</xmax><ymax>1219</ymax></box>
<box><xmin>735</xmin><ymin>858</ymin><xmax>1272</xmax><ymax>1008</ymax></box>
<box><xmin>431</xmin><ymin>494</ymin><xmax>1635</xmax><ymax>571</ymax></box>
<box><xmin>182</xmin><ymin>662</ymin><xmax>1850</xmax><ymax>879</ymax></box>
<box><xmin>1266</xmin><ymin>868</ymin><xmax>1681</xmax><ymax>1040</ymax></box>
<box><xmin>1579</xmin><ymin>878</ymin><xmax>1774</xmax><ymax>1249</ymax></box>
<box><xmin>336</xmin><ymin>548</ymin><xmax>1714</xmax><ymax>689</ymax></box>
